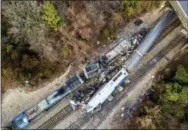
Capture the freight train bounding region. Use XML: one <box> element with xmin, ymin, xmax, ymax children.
<box><xmin>11</xmin><ymin>23</ymin><xmax>132</xmax><ymax>129</ymax></box>
<box><xmin>84</xmin><ymin>9</ymin><xmax>176</xmax><ymax>113</ymax></box>
<box><xmin>11</xmin><ymin>8</ymin><xmax>175</xmax><ymax>129</ymax></box>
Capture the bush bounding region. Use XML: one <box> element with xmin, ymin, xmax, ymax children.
<box><xmin>102</xmin><ymin>28</ymin><xmax>111</xmax><ymax>39</ymax></box>
<box><xmin>42</xmin><ymin>1</ymin><xmax>64</xmax><ymax>30</ymax></box>
<box><xmin>174</xmin><ymin>65</ymin><xmax>188</xmax><ymax>83</ymax></box>
<box><xmin>62</xmin><ymin>47</ymin><xmax>72</xmax><ymax>56</ymax></box>
<box><xmin>160</xmin><ymin>65</ymin><xmax>188</xmax><ymax>120</ymax></box>
<box><xmin>112</xmin><ymin>13</ymin><xmax>122</xmax><ymax>23</ymax></box>
<box><xmin>127</xmin><ymin>7</ymin><xmax>134</xmax><ymax>17</ymax></box>
<box><xmin>120</xmin><ymin>0</ymin><xmax>140</xmax><ymax>17</ymax></box>
<box><xmin>120</xmin><ymin>0</ymin><xmax>163</xmax><ymax>18</ymax></box>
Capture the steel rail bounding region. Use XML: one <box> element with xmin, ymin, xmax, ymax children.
<box><xmin>66</xmin><ymin>32</ymin><xmax>187</xmax><ymax>130</ymax></box>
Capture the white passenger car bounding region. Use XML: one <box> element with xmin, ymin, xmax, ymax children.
<box><xmin>85</xmin><ymin>68</ymin><xmax>128</xmax><ymax>113</ymax></box>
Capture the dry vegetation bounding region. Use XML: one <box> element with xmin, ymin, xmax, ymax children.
<box><xmin>2</xmin><ymin>1</ymin><xmax>163</xmax><ymax>92</ymax></box>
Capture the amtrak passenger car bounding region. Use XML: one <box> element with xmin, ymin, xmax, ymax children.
<box><xmin>85</xmin><ymin>68</ymin><xmax>128</xmax><ymax>112</ymax></box>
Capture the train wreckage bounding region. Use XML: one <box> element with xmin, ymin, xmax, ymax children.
<box><xmin>11</xmin><ymin>9</ymin><xmax>176</xmax><ymax>129</ymax></box>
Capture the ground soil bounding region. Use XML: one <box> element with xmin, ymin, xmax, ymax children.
<box><xmin>1</xmin><ymin>66</ymin><xmax>71</xmax><ymax>127</ymax></box>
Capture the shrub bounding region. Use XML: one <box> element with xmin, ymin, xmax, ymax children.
<box><xmin>127</xmin><ymin>7</ymin><xmax>134</xmax><ymax>17</ymax></box>
<box><xmin>62</xmin><ymin>47</ymin><xmax>72</xmax><ymax>56</ymax></box>
<box><xmin>102</xmin><ymin>28</ymin><xmax>111</xmax><ymax>39</ymax></box>
<box><xmin>112</xmin><ymin>13</ymin><xmax>122</xmax><ymax>23</ymax></box>
<box><xmin>174</xmin><ymin>65</ymin><xmax>188</xmax><ymax>83</ymax></box>
<box><xmin>120</xmin><ymin>0</ymin><xmax>140</xmax><ymax>17</ymax></box>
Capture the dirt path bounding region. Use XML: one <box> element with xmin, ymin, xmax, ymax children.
<box><xmin>1</xmin><ymin>65</ymin><xmax>71</xmax><ymax>127</ymax></box>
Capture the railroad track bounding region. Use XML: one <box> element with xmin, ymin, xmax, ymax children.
<box><xmin>66</xmin><ymin>32</ymin><xmax>187</xmax><ymax>130</ymax></box>
<box><xmin>37</xmin><ymin>105</ymin><xmax>73</xmax><ymax>129</ymax></box>
<box><xmin>88</xmin><ymin>37</ymin><xmax>187</xmax><ymax>130</ymax></box>
<box><xmin>35</xmin><ymin>19</ymin><xmax>182</xmax><ymax>130</ymax></box>
<box><xmin>156</xmin><ymin>18</ymin><xmax>180</xmax><ymax>42</ymax></box>
<box><xmin>66</xmin><ymin>61</ymin><xmax>153</xmax><ymax>129</ymax></box>
<box><xmin>86</xmin><ymin>37</ymin><xmax>188</xmax><ymax>129</ymax></box>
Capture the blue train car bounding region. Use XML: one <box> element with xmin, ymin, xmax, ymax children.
<box><xmin>11</xmin><ymin>88</ymin><xmax>70</xmax><ymax>129</ymax></box>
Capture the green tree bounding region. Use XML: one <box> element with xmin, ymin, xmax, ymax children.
<box><xmin>42</xmin><ymin>1</ymin><xmax>64</xmax><ymax>30</ymax></box>
<box><xmin>120</xmin><ymin>0</ymin><xmax>163</xmax><ymax>18</ymax></box>
<box><xmin>127</xmin><ymin>7</ymin><xmax>134</xmax><ymax>17</ymax></box>
<box><xmin>174</xmin><ymin>65</ymin><xmax>188</xmax><ymax>83</ymax></box>
<box><xmin>161</xmin><ymin>72</ymin><xmax>188</xmax><ymax>120</ymax></box>
<box><xmin>120</xmin><ymin>0</ymin><xmax>141</xmax><ymax>17</ymax></box>
<box><xmin>127</xmin><ymin>64</ymin><xmax>188</xmax><ymax>129</ymax></box>
<box><xmin>165</xmin><ymin>82</ymin><xmax>188</xmax><ymax>104</ymax></box>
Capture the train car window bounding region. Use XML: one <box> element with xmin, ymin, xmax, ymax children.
<box><xmin>113</xmin><ymin>72</ymin><xmax>123</xmax><ymax>82</ymax></box>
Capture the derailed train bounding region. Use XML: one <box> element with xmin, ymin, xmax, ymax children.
<box><xmin>11</xmin><ymin>19</ymin><xmax>132</xmax><ymax>129</ymax></box>
<box><xmin>11</xmin><ymin>9</ymin><xmax>175</xmax><ymax>129</ymax></box>
<box><xmin>85</xmin><ymin>68</ymin><xmax>128</xmax><ymax>112</ymax></box>
<box><xmin>83</xmin><ymin>9</ymin><xmax>176</xmax><ymax>113</ymax></box>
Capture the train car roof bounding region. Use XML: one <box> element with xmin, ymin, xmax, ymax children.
<box><xmin>86</xmin><ymin>69</ymin><xmax>128</xmax><ymax>112</ymax></box>
<box><xmin>12</xmin><ymin>112</ymin><xmax>29</xmax><ymax>129</ymax></box>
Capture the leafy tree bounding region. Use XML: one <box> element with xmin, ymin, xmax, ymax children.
<box><xmin>2</xmin><ymin>1</ymin><xmax>48</xmax><ymax>55</ymax></box>
<box><xmin>127</xmin><ymin>7</ymin><xmax>134</xmax><ymax>17</ymax></box>
<box><xmin>160</xmin><ymin>66</ymin><xmax>188</xmax><ymax>120</ymax></box>
<box><xmin>129</xmin><ymin>64</ymin><xmax>188</xmax><ymax>129</ymax></box>
<box><xmin>174</xmin><ymin>65</ymin><xmax>188</xmax><ymax>83</ymax></box>
<box><xmin>42</xmin><ymin>1</ymin><xmax>64</xmax><ymax>30</ymax></box>
<box><xmin>120</xmin><ymin>0</ymin><xmax>163</xmax><ymax>18</ymax></box>
<box><xmin>120</xmin><ymin>0</ymin><xmax>141</xmax><ymax>17</ymax></box>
